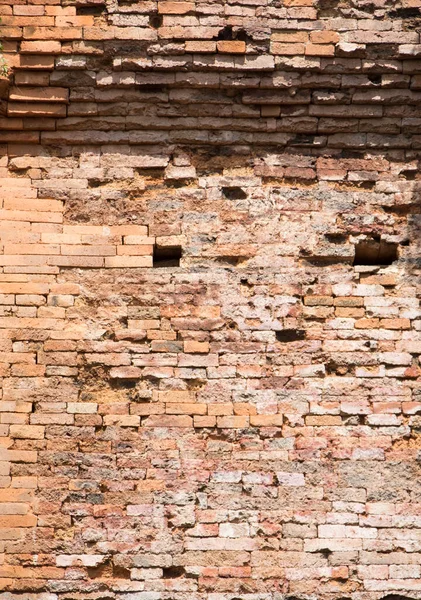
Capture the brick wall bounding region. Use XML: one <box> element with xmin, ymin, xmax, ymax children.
<box><xmin>1</xmin><ymin>1</ymin><xmax>421</xmax><ymax>599</ymax></box>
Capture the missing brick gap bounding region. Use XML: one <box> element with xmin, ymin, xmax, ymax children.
<box><xmin>162</xmin><ymin>566</ymin><xmax>185</xmax><ymax>579</ymax></box>
<box><xmin>76</xmin><ymin>5</ymin><xmax>104</xmax><ymax>15</ymax></box>
<box><xmin>367</xmin><ymin>74</ymin><xmax>382</xmax><ymax>85</ymax></box>
<box><xmin>216</xmin><ymin>25</ymin><xmax>234</xmax><ymax>40</ymax></box>
<box><xmin>149</xmin><ymin>13</ymin><xmax>163</xmax><ymax>29</ymax></box>
<box><xmin>222</xmin><ymin>186</ymin><xmax>247</xmax><ymax>200</ymax></box>
<box><xmin>353</xmin><ymin>237</ymin><xmax>398</xmax><ymax>267</ymax></box>
<box><xmin>276</xmin><ymin>330</ymin><xmax>306</xmax><ymax>342</ymax></box>
<box><xmin>153</xmin><ymin>245</ymin><xmax>182</xmax><ymax>268</ymax></box>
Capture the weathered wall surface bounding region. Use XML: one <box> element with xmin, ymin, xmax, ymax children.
<box><xmin>1</xmin><ymin>1</ymin><xmax>421</xmax><ymax>599</ymax></box>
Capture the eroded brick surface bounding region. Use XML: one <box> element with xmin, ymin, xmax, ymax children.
<box><xmin>1</xmin><ymin>1</ymin><xmax>421</xmax><ymax>599</ymax></box>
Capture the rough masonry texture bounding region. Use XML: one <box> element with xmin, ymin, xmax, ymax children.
<box><xmin>1</xmin><ymin>0</ymin><xmax>421</xmax><ymax>599</ymax></box>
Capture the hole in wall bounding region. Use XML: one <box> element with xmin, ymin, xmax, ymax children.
<box><xmin>149</xmin><ymin>13</ymin><xmax>163</xmax><ymax>28</ymax></box>
<box><xmin>381</xmin><ymin>596</ymin><xmax>416</xmax><ymax>600</ymax></box>
<box><xmin>290</xmin><ymin>134</ymin><xmax>317</xmax><ymax>147</ymax></box>
<box><xmin>76</xmin><ymin>5</ymin><xmax>104</xmax><ymax>15</ymax></box>
<box><xmin>153</xmin><ymin>245</ymin><xmax>182</xmax><ymax>268</ymax></box>
<box><xmin>222</xmin><ymin>187</ymin><xmax>247</xmax><ymax>200</ymax></box>
<box><xmin>236</xmin><ymin>29</ymin><xmax>249</xmax><ymax>42</ymax></box>
<box><xmin>367</xmin><ymin>74</ymin><xmax>382</xmax><ymax>85</ymax></box>
<box><xmin>341</xmin><ymin>150</ymin><xmax>363</xmax><ymax>159</ymax></box>
<box><xmin>217</xmin><ymin>25</ymin><xmax>234</xmax><ymax>40</ymax></box>
<box><xmin>110</xmin><ymin>379</ymin><xmax>137</xmax><ymax>389</ymax></box>
<box><xmin>317</xmin><ymin>0</ymin><xmax>341</xmax><ymax>18</ymax></box>
<box><xmin>389</xmin><ymin>7</ymin><xmax>421</xmax><ymax>19</ymax></box>
<box><xmin>275</xmin><ymin>330</ymin><xmax>306</xmax><ymax>342</ymax></box>
<box><xmin>400</xmin><ymin>169</ymin><xmax>418</xmax><ymax>180</ymax></box>
<box><xmin>325</xmin><ymin>233</ymin><xmax>348</xmax><ymax>244</ymax></box>
<box><xmin>136</xmin><ymin>85</ymin><xmax>167</xmax><ymax>93</ymax></box>
<box><xmin>163</xmin><ymin>567</ymin><xmax>185</xmax><ymax>579</ymax></box>
<box><xmin>353</xmin><ymin>237</ymin><xmax>398</xmax><ymax>266</ymax></box>
<box><xmin>113</xmin><ymin>566</ymin><xmax>131</xmax><ymax>579</ymax></box>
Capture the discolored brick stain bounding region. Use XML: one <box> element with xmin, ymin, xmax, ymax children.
<box><xmin>1</xmin><ymin>1</ymin><xmax>421</xmax><ymax>599</ymax></box>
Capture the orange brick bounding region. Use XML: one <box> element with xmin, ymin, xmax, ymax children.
<box><xmin>111</xmin><ymin>225</ymin><xmax>148</xmax><ymax>236</ymax></box>
<box><xmin>4</xmin><ymin>198</ymin><xmax>63</xmax><ymax>212</ymax></box>
<box><xmin>22</xmin><ymin>26</ymin><xmax>82</xmax><ymax>40</ymax></box>
<box><xmin>55</xmin><ymin>15</ymin><xmax>94</xmax><ymax>26</ymax></box>
<box><xmin>304</xmin><ymin>295</ymin><xmax>333</xmax><ymax>306</ymax></box>
<box><xmin>0</xmin><ymin>489</ymin><xmax>33</xmax><ymax>501</ymax></box>
<box><xmin>105</xmin><ymin>256</ymin><xmax>153</xmax><ymax>268</ymax></box>
<box><xmin>233</xmin><ymin>403</ymin><xmax>257</xmax><ymax>416</ymax></box>
<box><xmin>20</xmin><ymin>40</ymin><xmax>61</xmax><ymax>53</ymax></box>
<box><xmin>116</xmin><ymin>245</ymin><xmax>153</xmax><ymax>256</ymax></box>
<box><xmin>159</xmin><ymin>391</ymin><xmax>196</xmax><ymax>403</ymax></box>
<box><xmin>334</xmin><ymin>297</ymin><xmax>364</xmax><ymax>307</ymax></box>
<box><xmin>217</xmin><ymin>41</ymin><xmax>246</xmax><ymax>54</ymax></box>
<box><xmin>355</xmin><ymin>318</ymin><xmax>380</xmax><ymax>329</ymax></box>
<box><xmin>250</xmin><ymin>415</ymin><xmax>283</xmax><ymax>427</ymax></box>
<box><xmin>363</xmin><ymin>274</ymin><xmax>397</xmax><ymax>286</ymax></box>
<box><xmin>0</xmin><ymin>449</ymin><xmax>37</xmax><ymax>462</ymax></box>
<box><xmin>271</xmin><ymin>42</ymin><xmax>305</xmax><ymax>55</ymax></box>
<box><xmin>158</xmin><ymin>2</ymin><xmax>195</xmax><ymax>14</ymax></box>
<box><xmin>2</xmin><ymin>16</ymin><xmax>54</xmax><ymax>26</ymax></box>
<box><xmin>217</xmin><ymin>416</ymin><xmax>249</xmax><ymax>428</ymax></box>
<box><xmin>305</xmin><ymin>416</ymin><xmax>342</xmax><ymax>426</ymax></box>
<box><xmin>208</xmin><ymin>404</ymin><xmax>234</xmax><ymax>416</ymax></box>
<box><xmin>0</xmin><ymin>209</ymin><xmax>62</xmax><ymax>224</ymax></box>
<box><xmin>0</xmin><ymin>352</ymin><xmax>35</xmax><ymax>364</ymax></box>
<box><xmin>305</xmin><ymin>43</ymin><xmax>335</xmax><ymax>56</ymax></box>
<box><xmin>9</xmin><ymin>425</ymin><xmax>45</xmax><ymax>439</ymax></box>
<box><xmin>142</xmin><ymin>415</ymin><xmax>193</xmax><ymax>427</ymax></box>
<box><xmin>310</xmin><ymin>31</ymin><xmax>340</xmax><ymax>44</ymax></box>
<box><xmin>272</xmin><ymin>32</ymin><xmax>308</xmax><ymax>42</ymax></box>
<box><xmin>184</xmin><ymin>340</ymin><xmax>209</xmax><ymax>353</ymax></box>
<box><xmin>45</xmin><ymin>6</ymin><xmax>76</xmax><ymax>15</ymax></box>
<box><xmin>14</xmin><ymin>6</ymin><xmax>45</xmax><ymax>15</ymax></box>
<box><xmin>11</xmin><ymin>364</ymin><xmax>46</xmax><ymax>377</ymax></box>
<box><xmin>0</xmin><ymin>565</ymin><xmax>63</xmax><ymax>577</ymax></box>
<box><xmin>335</xmin><ymin>307</ymin><xmax>365</xmax><ymax>318</ymax></box>
<box><xmin>48</xmin><ymin>256</ymin><xmax>104</xmax><ymax>268</ymax></box>
<box><xmin>4</xmin><ymin>243</ymin><xmax>60</xmax><ymax>255</ymax></box>
<box><xmin>194</xmin><ymin>416</ymin><xmax>216</xmax><ymax>427</ymax></box>
<box><xmin>61</xmin><ymin>245</ymin><xmax>116</xmax><ymax>256</ymax></box>
<box><xmin>0</xmin><ymin>26</ymin><xmax>23</xmax><ymax>39</ymax></box>
<box><xmin>0</xmin><ymin>283</ymin><xmax>49</xmax><ymax>294</ymax></box>
<box><xmin>185</xmin><ymin>41</ymin><xmax>216</xmax><ymax>52</ymax></box>
<box><xmin>165</xmin><ymin>403</ymin><xmax>207</xmax><ymax>415</ymax></box>
<box><xmin>283</xmin><ymin>0</ymin><xmax>314</xmax><ymax>4</ymax></box>
<box><xmin>10</xmin><ymin>476</ymin><xmax>37</xmax><ymax>489</ymax></box>
<box><xmin>381</xmin><ymin>318</ymin><xmax>411</xmax><ymax>330</ymax></box>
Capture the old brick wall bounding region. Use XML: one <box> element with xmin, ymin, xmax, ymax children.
<box><xmin>1</xmin><ymin>0</ymin><xmax>421</xmax><ymax>599</ymax></box>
